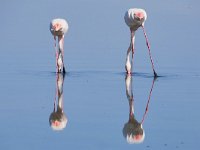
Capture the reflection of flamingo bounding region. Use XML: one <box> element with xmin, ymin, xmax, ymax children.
<box><xmin>50</xmin><ymin>18</ymin><xmax>68</xmax><ymax>73</ymax></box>
<box><xmin>123</xmin><ymin>75</ymin><xmax>156</xmax><ymax>144</ymax></box>
<box><xmin>49</xmin><ymin>73</ymin><xmax>67</xmax><ymax>131</ymax></box>
<box><xmin>124</xmin><ymin>8</ymin><xmax>157</xmax><ymax>77</ymax></box>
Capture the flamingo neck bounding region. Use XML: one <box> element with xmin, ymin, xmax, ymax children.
<box><xmin>57</xmin><ymin>53</ymin><xmax>64</xmax><ymax>72</ymax></box>
<box><xmin>58</xmin><ymin>35</ymin><xmax>64</xmax><ymax>52</ymax></box>
<box><xmin>57</xmin><ymin>35</ymin><xmax>65</xmax><ymax>73</ymax></box>
<box><xmin>131</xmin><ymin>30</ymin><xmax>135</xmax><ymax>45</ymax></box>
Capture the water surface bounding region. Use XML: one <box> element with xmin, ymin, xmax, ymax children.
<box><xmin>0</xmin><ymin>0</ymin><xmax>200</xmax><ymax>150</ymax></box>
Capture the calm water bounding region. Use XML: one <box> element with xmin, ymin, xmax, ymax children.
<box><xmin>1</xmin><ymin>0</ymin><xmax>200</xmax><ymax>150</ymax></box>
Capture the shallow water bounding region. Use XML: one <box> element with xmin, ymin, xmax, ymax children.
<box><xmin>1</xmin><ymin>0</ymin><xmax>200</xmax><ymax>150</ymax></box>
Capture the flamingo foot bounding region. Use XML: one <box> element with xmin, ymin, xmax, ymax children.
<box><xmin>153</xmin><ymin>71</ymin><xmax>158</xmax><ymax>78</ymax></box>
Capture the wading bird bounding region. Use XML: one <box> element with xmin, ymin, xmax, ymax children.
<box><xmin>124</xmin><ymin>8</ymin><xmax>157</xmax><ymax>77</ymax></box>
<box><xmin>50</xmin><ymin>18</ymin><xmax>68</xmax><ymax>73</ymax></box>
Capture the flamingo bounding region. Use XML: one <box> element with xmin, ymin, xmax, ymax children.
<box><xmin>124</xmin><ymin>8</ymin><xmax>157</xmax><ymax>77</ymax></box>
<box><xmin>50</xmin><ymin>18</ymin><xmax>68</xmax><ymax>73</ymax></box>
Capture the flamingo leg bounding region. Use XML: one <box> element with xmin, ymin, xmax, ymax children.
<box><xmin>141</xmin><ymin>26</ymin><xmax>157</xmax><ymax>77</ymax></box>
<box><xmin>56</xmin><ymin>51</ymin><xmax>59</xmax><ymax>72</ymax></box>
<box><xmin>61</xmin><ymin>35</ymin><xmax>66</xmax><ymax>73</ymax></box>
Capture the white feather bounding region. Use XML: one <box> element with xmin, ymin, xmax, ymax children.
<box><xmin>124</xmin><ymin>8</ymin><xmax>147</xmax><ymax>30</ymax></box>
<box><xmin>50</xmin><ymin>18</ymin><xmax>69</xmax><ymax>36</ymax></box>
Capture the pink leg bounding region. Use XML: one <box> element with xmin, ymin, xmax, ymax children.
<box><xmin>54</xmin><ymin>36</ymin><xmax>59</xmax><ymax>72</ymax></box>
<box><xmin>142</xmin><ymin>26</ymin><xmax>157</xmax><ymax>77</ymax></box>
<box><xmin>61</xmin><ymin>36</ymin><xmax>66</xmax><ymax>73</ymax></box>
<box><xmin>61</xmin><ymin>36</ymin><xmax>64</xmax><ymax>61</ymax></box>
<box><xmin>141</xmin><ymin>77</ymin><xmax>156</xmax><ymax>124</ymax></box>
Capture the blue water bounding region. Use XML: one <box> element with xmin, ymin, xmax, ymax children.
<box><xmin>0</xmin><ymin>0</ymin><xmax>200</xmax><ymax>149</ymax></box>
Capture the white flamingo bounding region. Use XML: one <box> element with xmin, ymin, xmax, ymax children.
<box><xmin>124</xmin><ymin>8</ymin><xmax>157</xmax><ymax>77</ymax></box>
<box><xmin>50</xmin><ymin>18</ymin><xmax>68</xmax><ymax>73</ymax></box>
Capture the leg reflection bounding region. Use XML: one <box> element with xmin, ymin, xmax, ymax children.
<box><xmin>123</xmin><ymin>75</ymin><xmax>156</xmax><ymax>144</ymax></box>
<box><xmin>49</xmin><ymin>73</ymin><xmax>67</xmax><ymax>131</ymax></box>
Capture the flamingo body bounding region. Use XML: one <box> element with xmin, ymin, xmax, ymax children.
<box><xmin>124</xmin><ymin>8</ymin><xmax>147</xmax><ymax>31</ymax></box>
<box><xmin>50</xmin><ymin>18</ymin><xmax>68</xmax><ymax>73</ymax></box>
<box><xmin>50</xmin><ymin>18</ymin><xmax>68</xmax><ymax>36</ymax></box>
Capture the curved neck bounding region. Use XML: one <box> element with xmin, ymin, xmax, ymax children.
<box><xmin>58</xmin><ymin>35</ymin><xmax>64</xmax><ymax>52</ymax></box>
<box><xmin>130</xmin><ymin>29</ymin><xmax>135</xmax><ymax>45</ymax></box>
